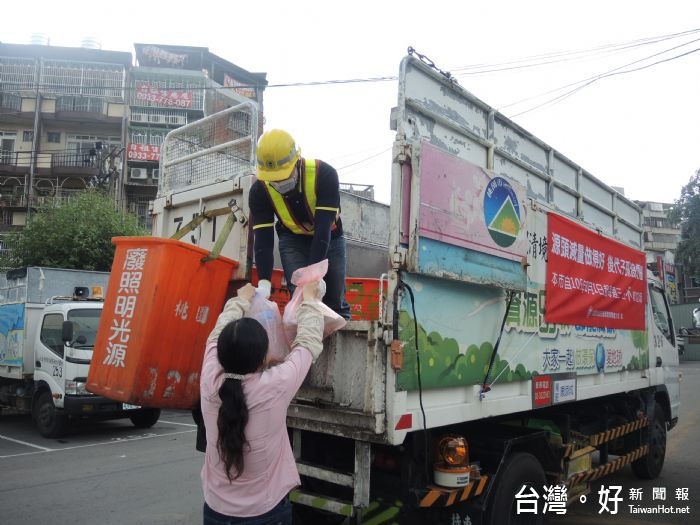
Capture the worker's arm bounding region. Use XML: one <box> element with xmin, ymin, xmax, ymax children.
<box><xmin>249</xmin><ymin>182</ymin><xmax>276</xmax><ymax>281</ymax></box>
<box><xmin>309</xmin><ymin>161</ymin><xmax>340</xmax><ymax>264</ymax></box>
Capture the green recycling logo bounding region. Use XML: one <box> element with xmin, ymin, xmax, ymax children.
<box><xmin>484</xmin><ymin>176</ymin><xmax>521</xmax><ymax>248</ymax></box>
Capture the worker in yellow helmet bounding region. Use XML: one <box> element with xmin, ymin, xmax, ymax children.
<box><xmin>249</xmin><ymin>129</ymin><xmax>350</xmax><ymax>319</ymax></box>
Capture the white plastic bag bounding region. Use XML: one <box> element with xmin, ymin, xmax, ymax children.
<box><xmin>282</xmin><ymin>259</ymin><xmax>347</xmax><ymax>346</ymax></box>
<box><xmin>247</xmin><ymin>290</ymin><xmax>289</xmax><ymax>363</ymax></box>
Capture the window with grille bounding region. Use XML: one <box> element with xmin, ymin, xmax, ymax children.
<box><xmin>1</xmin><ymin>132</ymin><xmax>17</xmax><ymax>163</ymax></box>
<box><xmin>66</xmin><ymin>134</ymin><xmax>120</xmax><ymax>155</ymax></box>
<box><xmin>129</xmin><ymin>128</ymin><xmax>148</xmax><ymax>144</ymax></box>
<box><xmin>23</xmin><ymin>130</ymin><xmax>33</xmax><ymax>142</ymax></box>
<box><xmin>0</xmin><ymin>57</ymin><xmax>36</xmax><ymax>90</ymax></box>
<box><xmin>41</xmin><ymin>60</ymin><xmax>124</xmax><ymax>98</ymax></box>
<box><xmin>47</xmin><ymin>132</ymin><xmax>61</xmax><ymax>143</ymax></box>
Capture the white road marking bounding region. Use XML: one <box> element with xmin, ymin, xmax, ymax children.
<box><xmin>0</xmin><ymin>434</ymin><xmax>54</xmax><ymax>452</ymax></box>
<box><xmin>159</xmin><ymin>419</ymin><xmax>197</xmax><ymax>427</ymax></box>
<box><xmin>0</xmin><ymin>428</ymin><xmax>195</xmax><ymax>459</ymax></box>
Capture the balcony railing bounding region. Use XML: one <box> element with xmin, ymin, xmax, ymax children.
<box><xmin>55</xmin><ymin>96</ymin><xmax>108</xmax><ymax>114</ymax></box>
<box><xmin>0</xmin><ymin>191</ymin><xmax>85</xmax><ymax>209</ymax></box>
<box><xmin>0</xmin><ymin>93</ymin><xmax>22</xmax><ymax>112</ymax></box>
<box><xmin>0</xmin><ymin>150</ymin><xmax>32</xmax><ymax>167</ymax></box>
<box><xmin>51</xmin><ymin>152</ymin><xmax>96</xmax><ymax>168</ymax></box>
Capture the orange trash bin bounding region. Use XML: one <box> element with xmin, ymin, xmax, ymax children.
<box><xmin>344</xmin><ymin>278</ymin><xmax>388</xmax><ymax>321</ymax></box>
<box><xmin>87</xmin><ymin>236</ymin><xmax>237</xmax><ymax>409</ymax></box>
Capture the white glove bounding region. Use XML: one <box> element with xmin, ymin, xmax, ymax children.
<box><xmin>302</xmin><ymin>280</ymin><xmax>326</xmax><ymax>301</ymax></box>
<box><xmin>292</xmin><ymin>300</ymin><xmax>325</xmax><ymax>362</ymax></box>
<box><xmin>257</xmin><ymin>279</ymin><xmax>272</xmax><ymax>299</ymax></box>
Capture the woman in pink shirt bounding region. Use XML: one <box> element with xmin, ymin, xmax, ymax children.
<box><xmin>200</xmin><ymin>282</ymin><xmax>325</xmax><ymax>525</ymax></box>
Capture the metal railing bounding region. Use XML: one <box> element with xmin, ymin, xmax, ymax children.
<box><xmin>0</xmin><ymin>93</ymin><xmax>22</xmax><ymax>112</ymax></box>
<box><xmin>51</xmin><ymin>152</ymin><xmax>96</xmax><ymax>168</ymax></box>
<box><xmin>0</xmin><ymin>150</ymin><xmax>32</xmax><ymax>167</ymax></box>
<box><xmin>55</xmin><ymin>96</ymin><xmax>108</xmax><ymax>114</ymax></box>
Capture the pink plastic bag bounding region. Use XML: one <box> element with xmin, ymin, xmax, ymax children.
<box><xmin>282</xmin><ymin>259</ymin><xmax>347</xmax><ymax>346</ymax></box>
<box><xmin>247</xmin><ymin>290</ymin><xmax>289</xmax><ymax>363</ymax></box>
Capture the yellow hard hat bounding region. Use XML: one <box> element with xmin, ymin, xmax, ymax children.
<box><xmin>256</xmin><ymin>129</ymin><xmax>301</xmax><ymax>182</ymax></box>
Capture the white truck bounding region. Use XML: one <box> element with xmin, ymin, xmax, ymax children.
<box><xmin>0</xmin><ymin>266</ymin><xmax>161</xmax><ymax>437</ymax></box>
<box><xmin>152</xmin><ymin>51</ymin><xmax>679</xmax><ymax>524</ymax></box>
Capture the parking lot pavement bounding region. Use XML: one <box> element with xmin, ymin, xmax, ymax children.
<box><xmin>0</xmin><ymin>408</ymin><xmax>197</xmax><ymax>458</ymax></box>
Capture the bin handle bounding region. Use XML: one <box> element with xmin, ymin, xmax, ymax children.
<box><xmin>170</xmin><ymin>199</ymin><xmax>247</xmax><ymax>263</ymax></box>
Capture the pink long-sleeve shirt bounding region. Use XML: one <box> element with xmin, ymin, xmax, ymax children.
<box><xmin>200</xmin><ymin>298</ymin><xmax>313</xmax><ymax>518</ymax></box>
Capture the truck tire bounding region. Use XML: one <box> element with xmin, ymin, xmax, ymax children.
<box><xmin>487</xmin><ymin>452</ymin><xmax>546</xmax><ymax>525</ymax></box>
<box><xmin>631</xmin><ymin>403</ymin><xmax>666</xmax><ymax>479</ymax></box>
<box><xmin>32</xmin><ymin>391</ymin><xmax>67</xmax><ymax>438</ymax></box>
<box><xmin>130</xmin><ymin>408</ymin><xmax>161</xmax><ymax>428</ymax></box>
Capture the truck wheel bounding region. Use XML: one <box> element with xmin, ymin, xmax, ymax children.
<box><xmin>32</xmin><ymin>391</ymin><xmax>67</xmax><ymax>438</ymax></box>
<box><xmin>631</xmin><ymin>403</ymin><xmax>666</xmax><ymax>479</ymax></box>
<box><xmin>130</xmin><ymin>408</ymin><xmax>161</xmax><ymax>428</ymax></box>
<box><xmin>487</xmin><ymin>452</ymin><xmax>546</xmax><ymax>525</ymax></box>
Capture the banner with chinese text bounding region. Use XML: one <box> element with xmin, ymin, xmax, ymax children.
<box><xmin>127</xmin><ymin>143</ymin><xmax>160</xmax><ymax>162</ymax></box>
<box><xmin>544</xmin><ymin>213</ymin><xmax>646</xmax><ymax>330</ymax></box>
<box><xmin>135</xmin><ymin>83</ymin><xmax>193</xmax><ymax>108</ymax></box>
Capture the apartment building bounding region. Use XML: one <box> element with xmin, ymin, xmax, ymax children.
<box><xmin>636</xmin><ymin>200</ymin><xmax>683</xmax><ymax>303</ymax></box>
<box><xmin>0</xmin><ymin>41</ymin><xmax>267</xmax><ymax>235</ymax></box>
<box><xmin>0</xmin><ymin>42</ymin><xmax>131</xmax><ymax>243</ymax></box>
<box><xmin>125</xmin><ymin>44</ymin><xmax>266</xmax><ymax>226</ymax></box>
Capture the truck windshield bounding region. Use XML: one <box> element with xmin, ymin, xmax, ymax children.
<box><xmin>67</xmin><ymin>309</ymin><xmax>101</xmax><ymax>348</ymax></box>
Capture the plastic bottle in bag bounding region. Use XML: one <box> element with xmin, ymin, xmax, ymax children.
<box><xmin>246</xmin><ymin>290</ymin><xmax>289</xmax><ymax>363</ymax></box>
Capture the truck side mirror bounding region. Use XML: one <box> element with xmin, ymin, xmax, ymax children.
<box><xmin>62</xmin><ymin>321</ymin><xmax>74</xmax><ymax>343</ymax></box>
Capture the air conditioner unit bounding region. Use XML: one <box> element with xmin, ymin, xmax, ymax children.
<box><xmin>130</xmin><ymin>167</ymin><xmax>147</xmax><ymax>180</ymax></box>
<box><xmin>152</xmin><ymin>169</ymin><xmax>159</xmax><ymax>180</ymax></box>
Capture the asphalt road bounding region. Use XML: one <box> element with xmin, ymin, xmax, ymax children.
<box><xmin>0</xmin><ymin>408</ymin><xmax>203</xmax><ymax>524</ymax></box>
<box><xmin>1</xmin><ymin>362</ymin><xmax>698</xmax><ymax>524</ymax></box>
<box><xmin>551</xmin><ymin>362</ymin><xmax>700</xmax><ymax>524</ymax></box>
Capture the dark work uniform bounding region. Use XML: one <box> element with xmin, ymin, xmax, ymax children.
<box><xmin>249</xmin><ymin>159</ymin><xmax>350</xmax><ymax>319</ymax></box>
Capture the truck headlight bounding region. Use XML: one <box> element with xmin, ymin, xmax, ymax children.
<box><xmin>65</xmin><ymin>380</ymin><xmax>89</xmax><ymax>395</ymax></box>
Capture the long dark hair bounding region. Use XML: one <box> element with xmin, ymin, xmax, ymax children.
<box><xmin>216</xmin><ymin>317</ymin><xmax>269</xmax><ymax>481</ymax></box>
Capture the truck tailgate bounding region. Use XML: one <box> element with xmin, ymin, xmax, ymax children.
<box><xmin>289</xmin><ymin>320</ymin><xmax>386</xmax><ymax>438</ymax></box>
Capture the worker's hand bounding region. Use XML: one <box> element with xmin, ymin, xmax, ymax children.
<box><xmin>302</xmin><ymin>280</ymin><xmax>326</xmax><ymax>301</ymax></box>
<box><xmin>257</xmin><ymin>279</ymin><xmax>272</xmax><ymax>299</ymax></box>
<box><xmin>237</xmin><ymin>283</ymin><xmax>256</xmax><ymax>302</ymax></box>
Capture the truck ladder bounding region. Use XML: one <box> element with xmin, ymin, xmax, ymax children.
<box><xmin>290</xmin><ymin>429</ymin><xmax>371</xmax><ymax>522</ymax></box>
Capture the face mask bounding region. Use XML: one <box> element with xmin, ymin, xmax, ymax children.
<box><xmin>271</xmin><ymin>169</ymin><xmax>298</xmax><ymax>194</ymax></box>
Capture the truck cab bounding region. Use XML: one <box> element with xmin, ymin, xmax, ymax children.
<box><xmin>0</xmin><ymin>267</ymin><xmax>161</xmax><ymax>438</ymax></box>
<box><xmin>30</xmin><ymin>297</ymin><xmax>161</xmax><ymax>437</ymax></box>
<box><xmin>647</xmin><ymin>278</ymin><xmax>680</xmax><ymax>425</ymax></box>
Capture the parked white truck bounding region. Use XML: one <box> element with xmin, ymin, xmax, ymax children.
<box><xmin>152</xmin><ymin>51</ymin><xmax>679</xmax><ymax>524</ymax></box>
<box><xmin>0</xmin><ymin>266</ymin><xmax>160</xmax><ymax>437</ymax></box>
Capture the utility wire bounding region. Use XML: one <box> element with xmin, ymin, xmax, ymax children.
<box><xmin>505</xmin><ymin>37</ymin><xmax>700</xmax><ymax>117</ymax></box>
<box><xmin>450</xmin><ymin>28</ymin><xmax>700</xmax><ymax>76</ymax></box>
<box><xmin>336</xmin><ymin>147</ymin><xmax>391</xmax><ymax>172</ymax></box>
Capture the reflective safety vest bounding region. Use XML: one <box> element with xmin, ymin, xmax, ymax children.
<box><xmin>263</xmin><ymin>159</ymin><xmax>337</xmax><ymax>235</ymax></box>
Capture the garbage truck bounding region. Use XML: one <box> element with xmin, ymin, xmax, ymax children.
<box><xmin>151</xmin><ymin>51</ymin><xmax>679</xmax><ymax>524</ymax></box>
<box><xmin>0</xmin><ymin>266</ymin><xmax>161</xmax><ymax>437</ymax></box>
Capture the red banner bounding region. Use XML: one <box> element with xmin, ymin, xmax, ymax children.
<box><xmin>126</xmin><ymin>143</ymin><xmax>160</xmax><ymax>162</ymax></box>
<box><xmin>135</xmin><ymin>83</ymin><xmax>193</xmax><ymax>108</ymax></box>
<box><xmin>544</xmin><ymin>213</ymin><xmax>646</xmax><ymax>330</ymax></box>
